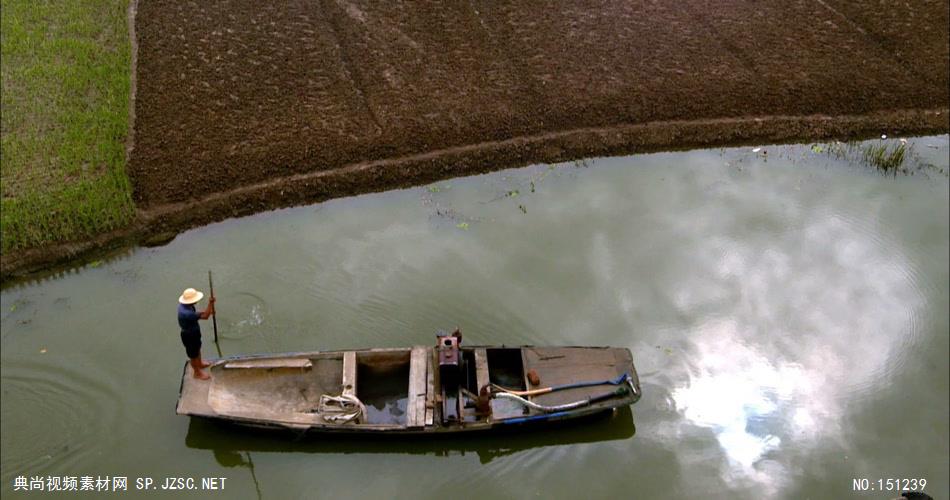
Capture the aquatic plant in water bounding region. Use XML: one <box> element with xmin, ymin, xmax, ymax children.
<box><xmin>819</xmin><ymin>140</ymin><xmax>912</xmax><ymax>176</ymax></box>
<box><xmin>862</xmin><ymin>142</ymin><xmax>907</xmax><ymax>175</ymax></box>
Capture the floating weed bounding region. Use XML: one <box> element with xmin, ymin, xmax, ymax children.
<box><xmin>6</xmin><ymin>297</ymin><xmax>31</xmax><ymax>315</ymax></box>
<box><xmin>421</xmin><ymin>187</ymin><xmax>483</xmax><ymax>228</ymax></box>
<box><xmin>483</xmin><ymin>164</ymin><xmax>557</xmax><ymax>204</ymax></box>
<box><xmin>426</xmin><ymin>184</ymin><xmax>451</xmax><ymax>193</ymax></box>
<box><xmin>484</xmin><ymin>188</ymin><xmax>521</xmax><ymax>203</ymax></box>
<box><xmin>89</xmin><ymin>260</ymin><xmax>103</xmax><ymax>268</ymax></box>
<box><xmin>654</xmin><ymin>345</ymin><xmax>674</xmax><ymax>355</ymax></box>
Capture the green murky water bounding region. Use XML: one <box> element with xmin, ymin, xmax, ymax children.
<box><xmin>2</xmin><ymin>136</ymin><xmax>948</xmax><ymax>499</ymax></box>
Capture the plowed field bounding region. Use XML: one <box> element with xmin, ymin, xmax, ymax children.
<box><xmin>131</xmin><ymin>0</ymin><xmax>948</xmax><ymax>210</ymax></box>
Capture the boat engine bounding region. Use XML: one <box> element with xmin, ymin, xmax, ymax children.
<box><xmin>437</xmin><ymin>329</ymin><xmax>462</xmax><ymax>422</ymax></box>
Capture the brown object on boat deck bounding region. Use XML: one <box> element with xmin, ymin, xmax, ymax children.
<box><xmin>527</xmin><ymin>369</ymin><xmax>541</xmax><ymax>386</ymax></box>
<box><xmin>476</xmin><ymin>386</ymin><xmax>493</xmax><ymax>416</ymax></box>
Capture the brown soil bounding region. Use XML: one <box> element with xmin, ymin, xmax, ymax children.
<box><xmin>2</xmin><ymin>0</ymin><xmax>949</xmax><ymax>282</ymax></box>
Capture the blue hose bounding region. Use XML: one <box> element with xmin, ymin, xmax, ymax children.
<box><xmin>550</xmin><ymin>372</ymin><xmax>629</xmax><ymax>391</ymax></box>
<box><xmin>497</xmin><ymin>411</ymin><xmax>572</xmax><ymax>425</ymax></box>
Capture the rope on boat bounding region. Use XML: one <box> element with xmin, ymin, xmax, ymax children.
<box><xmin>494</xmin><ymin>386</ymin><xmax>630</xmax><ymax>413</ymax></box>
<box><xmin>318</xmin><ymin>389</ymin><xmax>366</xmax><ymax>424</ymax></box>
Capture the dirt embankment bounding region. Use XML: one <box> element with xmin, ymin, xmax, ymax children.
<box><xmin>3</xmin><ymin>0</ymin><xmax>948</xmax><ymax>282</ymax></box>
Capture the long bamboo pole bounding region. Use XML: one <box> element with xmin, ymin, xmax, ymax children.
<box><xmin>208</xmin><ymin>270</ymin><xmax>219</xmax><ymax>344</ymax></box>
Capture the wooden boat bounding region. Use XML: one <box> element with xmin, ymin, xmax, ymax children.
<box><xmin>177</xmin><ymin>331</ymin><xmax>641</xmax><ymax>434</ymax></box>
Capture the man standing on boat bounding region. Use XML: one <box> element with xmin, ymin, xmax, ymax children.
<box><xmin>178</xmin><ymin>287</ymin><xmax>216</xmax><ymax>380</ymax></box>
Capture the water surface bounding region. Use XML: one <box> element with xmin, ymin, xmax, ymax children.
<box><xmin>2</xmin><ymin>136</ymin><xmax>948</xmax><ymax>499</ymax></box>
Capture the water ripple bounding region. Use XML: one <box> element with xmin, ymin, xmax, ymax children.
<box><xmin>0</xmin><ymin>360</ymin><xmax>122</xmax><ymax>482</ymax></box>
<box><xmin>220</xmin><ymin>291</ymin><xmax>268</xmax><ymax>341</ymax></box>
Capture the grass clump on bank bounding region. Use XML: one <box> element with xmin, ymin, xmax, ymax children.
<box><xmin>1</xmin><ymin>0</ymin><xmax>134</xmax><ymax>253</ymax></box>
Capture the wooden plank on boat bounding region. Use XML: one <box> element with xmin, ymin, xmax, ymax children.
<box><xmin>224</xmin><ymin>358</ymin><xmax>312</xmax><ymax>369</ymax></box>
<box><xmin>522</xmin><ymin>348</ymin><xmax>533</xmax><ymax>391</ymax></box>
<box><xmin>522</xmin><ymin>347</ymin><xmax>626</xmax><ymax>406</ymax></box>
<box><xmin>342</xmin><ymin>352</ymin><xmax>357</xmax><ymax>392</ymax></box>
<box><xmin>474</xmin><ymin>349</ymin><xmax>490</xmax><ymax>392</ymax></box>
<box><xmin>407</xmin><ymin>346</ymin><xmax>427</xmax><ymax>428</ymax></box>
<box><xmin>425</xmin><ymin>347</ymin><xmax>435</xmax><ymax>426</ymax></box>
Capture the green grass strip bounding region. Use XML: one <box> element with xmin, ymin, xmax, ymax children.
<box><xmin>1</xmin><ymin>0</ymin><xmax>134</xmax><ymax>253</ymax></box>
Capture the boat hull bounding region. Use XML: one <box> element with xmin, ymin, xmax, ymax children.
<box><xmin>177</xmin><ymin>345</ymin><xmax>640</xmax><ymax>435</ymax></box>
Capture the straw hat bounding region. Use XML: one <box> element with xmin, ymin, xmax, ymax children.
<box><xmin>178</xmin><ymin>288</ymin><xmax>204</xmax><ymax>305</ymax></box>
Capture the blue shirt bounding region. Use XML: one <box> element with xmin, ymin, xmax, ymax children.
<box><xmin>178</xmin><ymin>303</ymin><xmax>201</xmax><ymax>335</ymax></box>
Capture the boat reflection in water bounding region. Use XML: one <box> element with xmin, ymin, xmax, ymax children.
<box><xmin>185</xmin><ymin>405</ymin><xmax>635</xmax><ymax>466</ymax></box>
